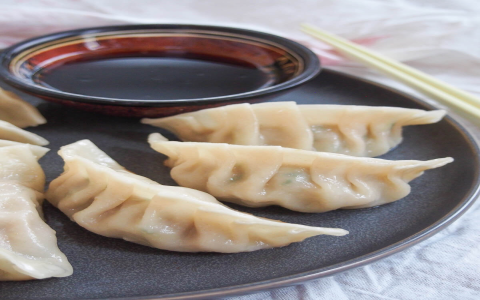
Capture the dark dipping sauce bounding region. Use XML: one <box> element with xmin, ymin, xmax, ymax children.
<box><xmin>33</xmin><ymin>56</ymin><xmax>277</xmax><ymax>100</ymax></box>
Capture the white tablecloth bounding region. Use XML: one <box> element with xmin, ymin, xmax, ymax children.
<box><xmin>1</xmin><ymin>1</ymin><xmax>479</xmax><ymax>299</ymax></box>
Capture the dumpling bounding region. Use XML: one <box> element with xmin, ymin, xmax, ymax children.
<box><xmin>0</xmin><ymin>142</ymin><xmax>73</xmax><ymax>280</ymax></box>
<box><xmin>45</xmin><ymin>140</ymin><xmax>347</xmax><ymax>253</ymax></box>
<box><xmin>0</xmin><ymin>139</ymin><xmax>47</xmax><ymax>160</ymax></box>
<box><xmin>0</xmin><ymin>184</ymin><xmax>73</xmax><ymax>281</ymax></box>
<box><xmin>141</xmin><ymin>102</ymin><xmax>446</xmax><ymax>157</ymax></box>
<box><xmin>0</xmin><ymin>120</ymin><xmax>48</xmax><ymax>145</ymax></box>
<box><xmin>0</xmin><ymin>141</ymin><xmax>48</xmax><ymax>192</ymax></box>
<box><xmin>148</xmin><ymin>133</ymin><xmax>453</xmax><ymax>213</ymax></box>
<box><xmin>0</xmin><ymin>87</ymin><xmax>46</xmax><ymax>128</ymax></box>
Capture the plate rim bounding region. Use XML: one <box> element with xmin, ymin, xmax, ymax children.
<box><xmin>106</xmin><ymin>68</ymin><xmax>480</xmax><ymax>300</ymax></box>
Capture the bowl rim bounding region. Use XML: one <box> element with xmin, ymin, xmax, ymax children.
<box><xmin>0</xmin><ymin>24</ymin><xmax>321</xmax><ymax>107</ymax></box>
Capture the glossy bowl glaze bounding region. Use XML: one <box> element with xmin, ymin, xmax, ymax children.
<box><xmin>0</xmin><ymin>24</ymin><xmax>321</xmax><ymax>117</ymax></box>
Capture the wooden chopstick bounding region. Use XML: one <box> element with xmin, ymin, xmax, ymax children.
<box><xmin>301</xmin><ymin>23</ymin><xmax>480</xmax><ymax>119</ymax></box>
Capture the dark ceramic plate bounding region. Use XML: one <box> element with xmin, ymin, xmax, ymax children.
<box><xmin>1</xmin><ymin>69</ymin><xmax>479</xmax><ymax>300</ymax></box>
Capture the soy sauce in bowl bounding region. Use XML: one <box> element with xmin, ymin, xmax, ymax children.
<box><xmin>35</xmin><ymin>56</ymin><xmax>276</xmax><ymax>100</ymax></box>
<box><xmin>0</xmin><ymin>24</ymin><xmax>321</xmax><ymax>117</ymax></box>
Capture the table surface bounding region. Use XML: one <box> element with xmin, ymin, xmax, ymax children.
<box><xmin>1</xmin><ymin>1</ymin><xmax>479</xmax><ymax>299</ymax></box>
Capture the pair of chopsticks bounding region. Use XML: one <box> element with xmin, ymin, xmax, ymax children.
<box><xmin>301</xmin><ymin>23</ymin><xmax>480</xmax><ymax>120</ymax></box>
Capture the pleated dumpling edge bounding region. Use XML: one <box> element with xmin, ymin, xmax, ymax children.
<box><xmin>46</xmin><ymin>139</ymin><xmax>348</xmax><ymax>253</ymax></box>
<box><xmin>148</xmin><ymin>133</ymin><xmax>453</xmax><ymax>213</ymax></box>
<box><xmin>141</xmin><ymin>102</ymin><xmax>447</xmax><ymax>157</ymax></box>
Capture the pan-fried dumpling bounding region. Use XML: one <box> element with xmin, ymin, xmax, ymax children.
<box><xmin>0</xmin><ymin>88</ymin><xmax>46</xmax><ymax>128</ymax></box>
<box><xmin>148</xmin><ymin>133</ymin><xmax>453</xmax><ymax>213</ymax></box>
<box><xmin>0</xmin><ymin>142</ymin><xmax>73</xmax><ymax>280</ymax></box>
<box><xmin>0</xmin><ymin>120</ymin><xmax>48</xmax><ymax>145</ymax></box>
<box><xmin>142</xmin><ymin>102</ymin><xmax>446</xmax><ymax>157</ymax></box>
<box><xmin>45</xmin><ymin>140</ymin><xmax>347</xmax><ymax>253</ymax></box>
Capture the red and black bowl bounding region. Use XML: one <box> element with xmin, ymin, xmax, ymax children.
<box><xmin>0</xmin><ymin>24</ymin><xmax>321</xmax><ymax>117</ymax></box>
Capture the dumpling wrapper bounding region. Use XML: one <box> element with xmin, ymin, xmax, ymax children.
<box><xmin>45</xmin><ymin>140</ymin><xmax>347</xmax><ymax>253</ymax></box>
<box><xmin>0</xmin><ymin>142</ymin><xmax>73</xmax><ymax>280</ymax></box>
<box><xmin>148</xmin><ymin>133</ymin><xmax>453</xmax><ymax>213</ymax></box>
<box><xmin>142</xmin><ymin>102</ymin><xmax>446</xmax><ymax>157</ymax></box>
<box><xmin>0</xmin><ymin>141</ymin><xmax>48</xmax><ymax>192</ymax></box>
<box><xmin>0</xmin><ymin>120</ymin><xmax>49</xmax><ymax>146</ymax></box>
<box><xmin>0</xmin><ymin>139</ymin><xmax>48</xmax><ymax>161</ymax></box>
<box><xmin>0</xmin><ymin>88</ymin><xmax>46</xmax><ymax>128</ymax></box>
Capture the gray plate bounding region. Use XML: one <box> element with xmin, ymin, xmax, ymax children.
<box><xmin>1</xmin><ymin>69</ymin><xmax>479</xmax><ymax>300</ymax></box>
